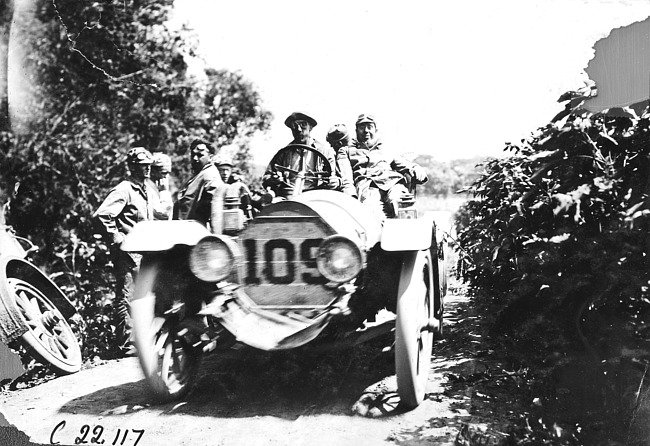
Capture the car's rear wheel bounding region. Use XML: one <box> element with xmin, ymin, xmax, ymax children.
<box><xmin>395</xmin><ymin>250</ymin><xmax>434</xmax><ymax>409</ymax></box>
<box><xmin>11</xmin><ymin>277</ymin><xmax>81</xmax><ymax>374</ymax></box>
<box><xmin>131</xmin><ymin>260</ymin><xmax>201</xmax><ymax>402</ymax></box>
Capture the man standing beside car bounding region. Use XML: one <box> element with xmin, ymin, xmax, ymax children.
<box><xmin>93</xmin><ymin>147</ymin><xmax>156</xmax><ymax>356</ymax></box>
<box><xmin>214</xmin><ymin>154</ymin><xmax>255</xmax><ymax>219</ymax></box>
<box><xmin>174</xmin><ymin>138</ymin><xmax>225</xmax><ymax>233</ymax></box>
<box><xmin>262</xmin><ymin>111</ymin><xmax>337</xmax><ymax>197</ymax></box>
<box><xmin>348</xmin><ymin>114</ymin><xmax>428</xmax><ymax>219</ymax></box>
<box><xmin>149</xmin><ymin>152</ymin><xmax>173</xmax><ymax>220</ymax></box>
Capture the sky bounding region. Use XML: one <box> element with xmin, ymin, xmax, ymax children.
<box><xmin>171</xmin><ymin>0</ymin><xmax>650</xmax><ymax>165</ymax></box>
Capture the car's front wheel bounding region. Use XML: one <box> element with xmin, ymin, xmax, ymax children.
<box><xmin>152</xmin><ymin>320</ymin><xmax>201</xmax><ymax>400</ymax></box>
<box><xmin>130</xmin><ymin>260</ymin><xmax>201</xmax><ymax>402</ymax></box>
<box><xmin>395</xmin><ymin>250</ymin><xmax>434</xmax><ymax>409</ymax></box>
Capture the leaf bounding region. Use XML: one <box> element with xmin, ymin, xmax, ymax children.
<box><xmin>552</xmin><ymin>193</ymin><xmax>574</xmax><ymax>215</ymax></box>
<box><xmin>548</xmin><ymin>233</ymin><xmax>570</xmax><ymax>243</ymax></box>
<box><xmin>529</xmin><ymin>150</ymin><xmax>560</xmax><ymax>161</ymax></box>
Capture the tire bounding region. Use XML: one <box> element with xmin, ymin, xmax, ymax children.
<box><xmin>11</xmin><ymin>277</ymin><xmax>81</xmax><ymax>374</ymax></box>
<box><xmin>151</xmin><ymin>321</ymin><xmax>201</xmax><ymax>401</ymax></box>
<box><xmin>395</xmin><ymin>250</ymin><xmax>434</xmax><ymax>409</ymax></box>
<box><xmin>438</xmin><ymin>238</ymin><xmax>448</xmax><ymax>298</ymax></box>
<box><xmin>130</xmin><ymin>261</ymin><xmax>201</xmax><ymax>402</ymax></box>
<box><xmin>432</xmin><ymin>238</ymin><xmax>446</xmax><ymax>340</ymax></box>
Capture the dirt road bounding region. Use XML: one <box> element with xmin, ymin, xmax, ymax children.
<box><xmin>0</xmin><ymin>292</ymin><xmax>511</xmax><ymax>446</ymax></box>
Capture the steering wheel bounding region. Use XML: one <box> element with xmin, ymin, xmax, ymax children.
<box><xmin>268</xmin><ymin>144</ymin><xmax>332</xmax><ymax>197</ymax></box>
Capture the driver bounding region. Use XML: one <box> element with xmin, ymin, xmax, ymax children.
<box><xmin>262</xmin><ymin>111</ymin><xmax>337</xmax><ymax>198</ymax></box>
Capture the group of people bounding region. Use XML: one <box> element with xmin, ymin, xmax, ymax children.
<box><xmin>92</xmin><ymin>139</ymin><xmax>244</xmax><ymax>354</ymax></box>
<box><xmin>93</xmin><ymin>111</ymin><xmax>428</xmax><ymax>355</ymax></box>
<box><xmin>263</xmin><ymin>111</ymin><xmax>428</xmax><ymax>220</ymax></box>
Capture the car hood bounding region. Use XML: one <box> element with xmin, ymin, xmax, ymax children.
<box><xmin>261</xmin><ymin>190</ymin><xmax>382</xmax><ymax>249</ymax></box>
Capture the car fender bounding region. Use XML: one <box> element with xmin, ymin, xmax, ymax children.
<box><xmin>121</xmin><ymin>220</ymin><xmax>211</xmax><ymax>253</ymax></box>
<box><xmin>380</xmin><ymin>212</ymin><xmax>436</xmax><ymax>252</ymax></box>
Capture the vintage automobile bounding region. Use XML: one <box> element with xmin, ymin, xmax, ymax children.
<box><xmin>0</xmin><ymin>204</ymin><xmax>82</xmax><ymax>375</ymax></box>
<box><xmin>124</xmin><ymin>145</ymin><xmax>447</xmax><ymax>409</ymax></box>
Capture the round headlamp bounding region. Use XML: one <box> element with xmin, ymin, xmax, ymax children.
<box><xmin>316</xmin><ymin>235</ymin><xmax>363</xmax><ymax>283</ymax></box>
<box><xmin>189</xmin><ymin>235</ymin><xmax>239</xmax><ymax>282</ymax></box>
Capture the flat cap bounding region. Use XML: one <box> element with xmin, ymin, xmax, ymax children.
<box><xmin>326</xmin><ymin>124</ymin><xmax>349</xmax><ymax>143</ymax></box>
<box><xmin>152</xmin><ymin>153</ymin><xmax>172</xmax><ymax>171</ymax></box>
<box><xmin>126</xmin><ymin>147</ymin><xmax>153</xmax><ymax>165</ymax></box>
<box><xmin>355</xmin><ymin>114</ymin><xmax>376</xmax><ymax>126</ymax></box>
<box><xmin>214</xmin><ymin>154</ymin><xmax>234</xmax><ymax>167</ymax></box>
<box><xmin>285</xmin><ymin>111</ymin><xmax>317</xmax><ymax>128</ymax></box>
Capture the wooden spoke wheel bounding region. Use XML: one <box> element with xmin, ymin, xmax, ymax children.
<box><xmin>11</xmin><ymin>277</ymin><xmax>81</xmax><ymax>374</ymax></box>
<box><xmin>131</xmin><ymin>261</ymin><xmax>200</xmax><ymax>402</ymax></box>
<box><xmin>395</xmin><ymin>250</ymin><xmax>434</xmax><ymax>409</ymax></box>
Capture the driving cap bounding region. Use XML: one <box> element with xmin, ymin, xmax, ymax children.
<box><xmin>126</xmin><ymin>147</ymin><xmax>153</xmax><ymax>165</ymax></box>
<box><xmin>284</xmin><ymin>111</ymin><xmax>317</xmax><ymax>128</ymax></box>
<box><xmin>152</xmin><ymin>152</ymin><xmax>171</xmax><ymax>171</ymax></box>
<box><xmin>355</xmin><ymin>114</ymin><xmax>376</xmax><ymax>126</ymax></box>
<box><xmin>326</xmin><ymin>124</ymin><xmax>349</xmax><ymax>143</ymax></box>
<box><xmin>214</xmin><ymin>154</ymin><xmax>234</xmax><ymax>167</ymax></box>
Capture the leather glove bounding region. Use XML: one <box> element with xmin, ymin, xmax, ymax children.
<box><xmin>325</xmin><ymin>176</ymin><xmax>341</xmax><ymax>189</ymax></box>
<box><xmin>412</xmin><ymin>165</ymin><xmax>428</xmax><ymax>184</ymax></box>
<box><xmin>264</xmin><ymin>172</ymin><xmax>283</xmax><ymax>186</ymax></box>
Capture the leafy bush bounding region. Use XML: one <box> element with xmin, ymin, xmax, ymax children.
<box><xmin>455</xmin><ymin>85</ymin><xmax>650</xmax><ymax>348</ymax></box>
<box><xmin>0</xmin><ymin>0</ymin><xmax>271</xmax><ymax>359</ymax></box>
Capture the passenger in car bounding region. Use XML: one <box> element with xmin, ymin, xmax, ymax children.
<box><xmin>325</xmin><ymin>124</ymin><xmax>357</xmax><ymax>197</ymax></box>
<box><xmin>262</xmin><ymin>111</ymin><xmax>336</xmax><ymax>197</ymax></box>
<box><xmin>348</xmin><ymin>114</ymin><xmax>428</xmax><ymax>219</ymax></box>
<box><xmin>174</xmin><ymin>139</ymin><xmax>225</xmax><ymax>233</ymax></box>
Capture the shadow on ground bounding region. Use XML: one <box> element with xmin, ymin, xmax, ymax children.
<box><xmin>58</xmin><ymin>333</ymin><xmax>400</xmax><ymax>420</ymax></box>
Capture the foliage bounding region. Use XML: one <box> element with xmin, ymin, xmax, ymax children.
<box><xmin>203</xmin><ymin>68</ymin><xmax>272</xmax><ymax>179</ymax></box>
<box><xmin>455</xmin><ymin>84</ymin><xmax>650</xmax><ymax>347</ymax></box>
<box><xmin>0</xmin><ymin>0</ymin><xmax>271</xmax><ymax>358</ymax></box>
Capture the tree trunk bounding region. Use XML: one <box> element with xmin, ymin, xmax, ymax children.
<box><xmin>0</xmin><ymin>0</ymin><xmax>12</xmax><ymax>132</ymax></box>
<box><xmin>8</xmin><ymin>0</ymin><xmax>46</xmax><ymax>135</ymax></box>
